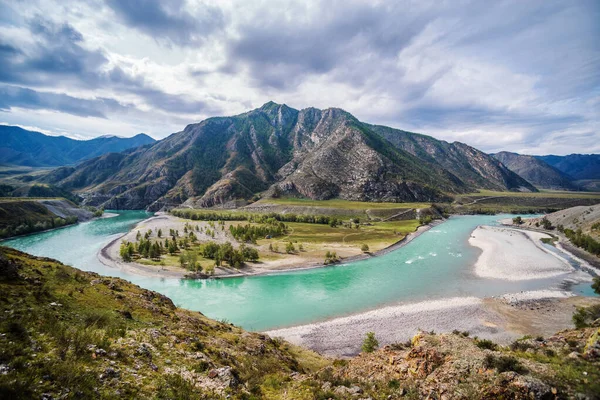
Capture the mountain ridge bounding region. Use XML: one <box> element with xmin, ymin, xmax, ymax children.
<box><xmin>41</xmin><ymin>102</ymin><xmax>537</xmax><ymax>210</ymax></box>
<box><xmin>0</xmin><ymin>125</ymin><xmax>156</xmax><ymax>167</ymax></box>
<box><xmin>492</xmin><ymin>151</ymin><xmax>578</xmax><ymax>191</ymax></box>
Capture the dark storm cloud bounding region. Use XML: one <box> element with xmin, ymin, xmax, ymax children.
<box><xmin>0</xmin><ymin>85</ymin><xmax>132</xmax><ymax>118</ymax></box>
<box><xmin>105</xmin><ymin>0</ymin><xmax>224</xmax><ymax>46</ymax></box>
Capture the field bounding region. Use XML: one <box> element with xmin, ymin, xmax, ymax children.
<box><xmin>453</xmin><ymin>190</ymin><xmax>600</xmax><ymax>214</ymax></box>
<box><xmin>465</xmin><ymin>189</ymin><xmax>600</xmax><ymax>199</ymax></box>
<box><xmin>253</xmin><ymin>197</ymin><xmax>433</xmax><ymax>210</ymax></box>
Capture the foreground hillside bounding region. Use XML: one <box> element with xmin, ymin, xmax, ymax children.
<box><xmin>0</xmin><ymin>125</ymin><xmax>155</xmax><ymax>167</ymax></box>
<box><xmin>1</xmin><ymin>247</ymin><xmax>600</xmax><ymax>399</ymax></box>
<box><xmin>41</xmin><ymin>102</ymin><xmax>534</xmax><ymax>211</ymax></box>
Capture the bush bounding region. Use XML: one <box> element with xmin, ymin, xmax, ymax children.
<box><xmin>361</xmin><ymin>243</ymin><xmax>370</xmax><ymax>253</ymax></box>
<box><xmin>483</xmin><ymin>354</ymin><xmax>527</xmax><ymax>374</ymax></box>
<box><xmin>476</xmin><ymin>339</ymin><xmax>498</xmax><ymax>350</ymax></box>
<box><xmin>572</xmin><ymin>304</ymin><xmax>600</xmax><ymax>328</ymax></box>
<box><xmin>362</xmin><ymin>332</ymin><xmax>379</xmax><ymax>353</ymax></box>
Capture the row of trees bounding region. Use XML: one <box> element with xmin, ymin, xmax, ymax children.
<box><xmin>229</xmin><ymin>221</ymin><xmax>287</xmax><ymax>243</ymax></box>
<box><xmin>0</xmin><ymin>216</ymin><xmax>78</xmax><ymax>239</ymax></box>
<box><xmin>171</xmin><ymin>209</ymin><xmax>343</xmax><ymax>227</ymax></box>
<box><xmin>198</xmin><ymin>241</ymin><xmax>259</xmax><ymax>268</ymax></box>
<box><xmin>561</xmin><ymin>227</ymin><xmax>600</xmax><ymax>256</ymax></box>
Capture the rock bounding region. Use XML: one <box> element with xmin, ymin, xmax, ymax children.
<box><xmin>333</xmin><ymin>385</ymin><xmax>363</xmax><ymax>396</ymax></box>
<box><xmin>510</xmin><ymin>375</ymin><xmax>552</xmax><ymax>400</ymax></box>
<box><xmin>207</xmin><ymin>367</ymin><xmax>239</xmax><ymax>388</ymax></box>
<box><xmin>136</xmin><ymin>344</ymin><xmax>152</xmax><ymax>359</ymax></box>
<box><xmin>99</xmin><ymin>367</ymin><xmax>120</xmax><ymax>380</ymax></box>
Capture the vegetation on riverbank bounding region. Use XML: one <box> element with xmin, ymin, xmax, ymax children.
<box><xmin>0</xmin><ymin>198</ymin><xmax>102</xmax><ymax>239</ymax></box>
<box><xmin>2</xmin><ymin>247</ymin><xmax>599</xmax><ymax>399</ymax></box>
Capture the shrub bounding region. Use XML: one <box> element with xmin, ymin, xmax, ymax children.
<box><xmin>572</xmin><ymin>304</ymin><xmax>600</xmax><ymax>328</ymax></box>
<box><xmin>362</xmin><ymin>332</ymin><xmax>379</xmax><ymax>353</ymax></box>
<box><xmin>476</xmin><ymin>339</ymin><xmax>498</xmax><ymax>350</ymax></box>
<box><xmin>361</xmin><ymin>243</ymin><xmax>370</xmax><ymax>253</ymax></box>
<box><xmin>483</xmin><ymin>354</ymin><xmax>527</xmax><ymax>374</ymax></box>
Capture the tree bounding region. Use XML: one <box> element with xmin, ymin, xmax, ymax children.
<box><xmin>512</xmin><ymin>216</ymin><xmax>523</xmax><ymax>225</ymax></box>
<box><xmin>361</xmin><ymin>244</ymin><xmax>370</xmax><ymax>253</ymax></box>
<box><xmin>286</xmin><ymin>242</ymin><xmax>295</xmax><ymax>254</ymax></box>
<box><xmin>168</xmin><ymin>240</ymin><xmax>178</xmax><ymax>255</ymax></box>
<box><xmin>362</xmin><ymin>332</ymin><xmax>379</xmax><ymax>353</ymax></box>
<box><xmin>120</xmin><ymin>241</ymin><xmax>132</xmax><ymax>262</ymax></box>
<box><xmin>157</xmin><ymin>228</ymin><xmax>162</xmax><ymax>238</ymax></box>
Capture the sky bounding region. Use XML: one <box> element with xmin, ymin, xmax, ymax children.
<box><xmin>0</xmin><ymin>0</ymin><xmax>598</xmax><ymax>155</ymax></box>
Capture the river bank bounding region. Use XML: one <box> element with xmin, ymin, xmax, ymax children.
<box><xmin>266</xmin><ymin>292</ymin><xmax>600</xmax><ymax>357</ymax></box>
<box><xmin>97</xmin><ymin>213</ymin><xmax>438</xmax><ymax>279</ymax></box>
<box><xmin>469</xmin><ymin>226</ymin><xmax>576</xmax><ymax>280</ymax></box>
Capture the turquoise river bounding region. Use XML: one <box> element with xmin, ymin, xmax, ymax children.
<box><xmin>3</xmin><ymin>211</ymin><xmax>596</xmax><ymax>331</ymax></box>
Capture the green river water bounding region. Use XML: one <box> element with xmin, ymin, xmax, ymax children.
<box><xmin>3</xmin><ymin>211</ymin><xmax>596</xmax><ymax>331</ymax></box>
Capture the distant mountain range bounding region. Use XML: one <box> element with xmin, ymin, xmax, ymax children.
<box><xmin>0</xmin><ymin>125</ymin><xmax>156</xmax><ymax>167</ymax></box>
<box><xmin>40</xmin><ymin>102</ymin><xmax>535</xmax><ymax>210</ymax></box>
<box><xmin>492</xmin><ymin>152</ymin><xmax>600</xmax><ymax>191</ymax></box>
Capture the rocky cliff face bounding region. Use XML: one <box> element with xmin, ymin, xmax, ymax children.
<box><xmin>493</xmin><ymin>152</ymin><xmax>577</xmax><ymax>190</ymax></box>
<box><xmin>43</xmin><ymin>102</ymin><xmax>535</xmax><ymax>210</ymax></box>
<box><xmin>370</xmin><ymin>125</ymin><xmax>537</xmax><ymax>192</ymax></box>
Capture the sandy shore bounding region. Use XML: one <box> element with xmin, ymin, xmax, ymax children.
<box><xmin>266</xmin><ymin>292</ymin><xmax>600</xmax><ymax>357</ymax></box>
<box><xmin>98</xmin><ymin>213</ymin><xmax>438</xmax><ymax>279</ymax></box>
<box><xmin>469</xmin><ymin>226</ymin><xmax>574</xmax><ymax>280</ymax></box>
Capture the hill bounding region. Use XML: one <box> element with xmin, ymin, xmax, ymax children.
<box><xmin>41</xmin><ymin>102</ymin><xmax>536</xmax><ymax>210</ymax></box>
<box><xmin>0</xmin><ymin>125</ymin><xmax>156</xmax><ymax>167</ymax></box>
<box><xmin>493</xmin><ymin>152</ymin><xmax>577</xmax><ymax>190</ymax></box>
<box><xmin>1</xmin><ymin>247</ymin><xmax>599</xmax><ymax>399</ymax></box>
<box><xmin>0</xmin><ymin>198</ymin><xmax>97</xmax><ymax>238</ymax></box>
<box><xmin>536</xmin><ymin>154</ymin><xmax>600</xmax><ymax>180</ymax></box>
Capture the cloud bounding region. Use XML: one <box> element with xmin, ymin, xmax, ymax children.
<box><xmin>0</xmin><ymin>85</ymin><xmax>131</xmax><ymax>118</ymax></box>
<box><xmin>105</xmin><ymin>0</ymin><xmax>224</xmax><ymax>46</ymax></box>
<box><xmin>223</xmin><ymin>1</ymin><xmax>434</xmax><ymax>89</ymax></box>
<box><xmin>0</xmin><ymin>0</ymin><xmax>597</xmax><ymax>155</ymax></box>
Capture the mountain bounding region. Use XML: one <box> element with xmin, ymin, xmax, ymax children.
<box><xmin>0</xmin><ymin>125</ymin><xmax>156</xmax><ymax>167</ymax></box>
<box><xmin>369</xmin><ymin>126</ymin><xmax>534</xmax><ymax>192</ymax></box>
<box><xmin>536</xmin><ymin>154</ymin><xmax>600</xmax><ymax>180</ymax></box>
<box><xmin>492</xmin><ymin>151</ymin><xmax>578</xmax><ymax>190</ymax></box>
<box><xmin>41</xmin><ymin>102</ymin><xmax>536</xmax><ymax>210</ymax></box>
